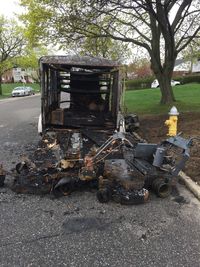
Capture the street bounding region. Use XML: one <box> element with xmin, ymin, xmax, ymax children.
<box><xmin>0</xmin><ymin>95</ymin><xmax>200</xmax><ymax>267</ymax></box>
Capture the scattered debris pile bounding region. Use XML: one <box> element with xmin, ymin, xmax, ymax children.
<box><xmin>11</xmin><ymin>130</ymin><xmax>193</xmax><ymax>205</ymax></box>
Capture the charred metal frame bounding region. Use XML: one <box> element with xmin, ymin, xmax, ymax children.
<box><xmin>39</xmin><ymin>56</ymin><xmax>121</xmax><ymax>133</ymax></box>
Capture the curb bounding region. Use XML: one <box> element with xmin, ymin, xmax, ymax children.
<box><xmin>179</xmin><ymin>171</ymin><xmax>200</xmax><ymax>201</ymax></box>
<box><xmin>0</xmin><ymin>93</ymin><xmax>40</xmax><ymax>103</ymax></box>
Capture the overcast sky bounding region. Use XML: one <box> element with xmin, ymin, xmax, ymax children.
<box><xmin>0</xmin><ymin>0</ymin><xmax>23</xmax><ymax>18</ymax></box>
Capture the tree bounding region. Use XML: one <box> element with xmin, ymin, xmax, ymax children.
<box><xmin>20</xmin><ymin>1</ymin><xmax>131</xmax><ymax>62</ymax></box>
<box><xmin>127</xmin><ymin>58</ymin><xmax>153</xmax><ymax>79</ymax></box>
<box><xmin>182</xmin><ymin>39</ymin><xmax>200</xmax><ymax>73</ymax></box>
<box><xmin>20</xmin><ymin>0</ymin><xmax>200</xmax><ymax>103</ymax></box>
<box><xmin>0</xmin><ymin>16</ymin><xmax>24</xmax><ymax>95</ymax></box>
<box><xmin>16</xmin><ymin>45</ymin><xmax>48</xmax><ymax>82</ymax></box>
<box><xmin>76</xmin><ymin>19</ymin><xmax>132</xmax><ymax>61</ymax></box>
<box><xmin>78</xmin><ymin>34</ymin><xmax>131</xmax><ymax>62</ymax></box>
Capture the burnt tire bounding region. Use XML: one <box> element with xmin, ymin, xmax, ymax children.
<box><xmin>52</xmin><ymin>187</ymin><xmax>65</xmax><ymax>198</ymax></box>
<box><xmin>152</xmin><ymin>179</ymin><xmax>172</xmax><ymax>198</ymax></box>
<box><xmin>97</xmin><ymin>188</ymin><xmax>111</xmax><ymax>203</ymax></box>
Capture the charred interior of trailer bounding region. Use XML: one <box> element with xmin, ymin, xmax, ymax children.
<box><xmin>40</xmin><ymin>58</ymin><xmax>120</xmax><ymax>131</ymax></box>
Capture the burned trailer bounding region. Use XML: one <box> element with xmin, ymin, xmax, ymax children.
<box><xmin>12</xmin><ymin>55</ymin><xmax>192</xmax><ymax>204</ymax></box>
<box><xmin>39</xmin><ymin>55</ymin><xmax>123</xmax><ymax>133</ymax></box>
<box><xmin>13</xmin><ymin>55</ymin><xmax>129</xmax><ymax>195</ymax></box>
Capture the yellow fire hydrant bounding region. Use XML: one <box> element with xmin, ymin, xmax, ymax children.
<box><xmin>165</xmin><ymin>106</ymin><xmax>179</xmax><ymax>136</ymax></box>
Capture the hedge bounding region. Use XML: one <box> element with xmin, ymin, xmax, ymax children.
<box><xmin>125</xmin><ymin>74</ymin><xmax>200</xmax><ymax>90</ymax></box>
<box><xmin>125</xmin><ymin>77</ymin><xmax>154</xmax><ymax>90</ymax></box>
<box><xmin>174</xmin><ymin>74</ymin><xmax>200</xmax><ymax>84</ymax></box>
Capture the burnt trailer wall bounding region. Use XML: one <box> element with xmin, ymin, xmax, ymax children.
<box><xmin>39</xmin><ymin>56</ymin><xmax>121</xmax><ymax>132</ymax></box>
<box><xmin>40</xmin><ymin>64</ymin><xmax>60</xmax><ymax>128</ymax></box>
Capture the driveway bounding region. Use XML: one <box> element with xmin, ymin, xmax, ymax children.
<box><xmin>0</xmin><ymin>95</ymin><xmax>200</xmax><ymax>267</ymax></box>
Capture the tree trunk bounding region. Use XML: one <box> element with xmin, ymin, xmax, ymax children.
<box><xmin>0</xmin><ymin>75</ymin><xmax>2</xmax><ymax>96</ymax></box>
<box><xmin>150</xmin><ymin>51</ymin><xmax>176</xmax><ymax>104</ymax></box>
<box><xmin>157</xmin><ymin>73</ymin><xmax>176</xmax><ymax>104</ymax></box>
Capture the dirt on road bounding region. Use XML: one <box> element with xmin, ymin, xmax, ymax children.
<box><xmin>138</xmin><ymin>112</ymin><xmax>200</xmax><ymax>185</ymax></box>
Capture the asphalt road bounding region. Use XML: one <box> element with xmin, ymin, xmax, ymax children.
<box><xmin>0</xmin><ymin>95</ymin><xmax>200</xmax><ymax>267</ymax></box>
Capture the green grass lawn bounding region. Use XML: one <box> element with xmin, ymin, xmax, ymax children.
<box><xmin>0</xmin><ymin>83</ymin><xmax>40</xmax><ymax>98</ymax></box>
<box><xmin>124</xmin><ymin>83</ymin><xmax>200</xmax><ymax>115</ymax></box>
<box><xmin>1</xmin><ymin>82</ymin><xmax>200</xmax><ymax>116</ymax></box>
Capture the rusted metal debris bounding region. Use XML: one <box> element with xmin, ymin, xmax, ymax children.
<box><xmin>12</xmin><ymin>130</ymin><xmax>192</xmax><ymax>204</ymax></box>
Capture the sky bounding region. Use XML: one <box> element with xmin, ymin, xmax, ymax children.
<box><xmin>0</xmin><ymin>0</ymin><xmax>23</xmax><ymax>18</ymax></box>
<box><xmin>0</xmin><ymin>0</ymin><xmax>66</xmax><ymax>55</ymax></box>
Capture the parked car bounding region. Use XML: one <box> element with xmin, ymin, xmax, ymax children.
<box><xmin>151</xmin><ymin>79</ymin><xmax>181</xmax><ymax>88</ymax></box>
<box><xmin>25</xmin><ymin>87</ymin><xmax>35</xmax><ymax>95</ymax></box>
<box><xmin>12</xmin><ymin>87</ymin><xmax>35</xmax><ymax>97</ymax></box>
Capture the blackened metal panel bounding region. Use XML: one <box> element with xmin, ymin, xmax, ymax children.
<box><xmin>111</xmin><ymin>70</ymin><xmax>121</xmax><ymax>127</ymax></box>
<box><xmin>40</xmin><ymin>62</ymin><xmax>46</xmax><ymax>131</ymax></box>
<box><xmin>50</xmin><ymin>68</ymin><xmax>59</xmax><ymax>110</ymax></box>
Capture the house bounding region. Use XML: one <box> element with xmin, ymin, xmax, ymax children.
<box><xmin>192</xmin><ymin>59</ymin><xmax>200</xmax><ymax>73</ymax></box>
<box><xmin>2</xmin><ymin>67</ymin><xmax>38</xmax><ymax>83</ymax></box>
<box><xmin>173</xmin><ymin>58</ymin><xmax>200</xmax><ymax>75</ymax></box>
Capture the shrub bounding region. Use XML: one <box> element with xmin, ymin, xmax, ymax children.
<box><xmin>125</xmin><ymin>74</ymin><xmax>200</xmax><ymax>91</ymax></box>
<box><xmin>125</xmin><ymin>77</ymin><xmax>154</xmax><ymax>90</ymax></box>
<box><xmin>174</xmin><ymin>74</ymin><xmax>200</xmax><ymax>84</ymax></box>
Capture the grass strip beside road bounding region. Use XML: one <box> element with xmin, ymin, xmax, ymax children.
<box><xmin>1</xmin><ymin>82</ymin><xmax>200</xmax><ymax>115</ymax></box>
<box><xmin>124</xmin><ymin>83</ymin><xmax>200</xmax><ymax>115</ymax></box>
<box><xmin>0</xmin><ymin>83</ymin><xmax>40</xmax><ymax>98</ymax></box>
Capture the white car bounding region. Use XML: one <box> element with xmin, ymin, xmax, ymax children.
<box><xmin>151</xmin><ymin>79</ymin><xmax>181</xmax><ymax>88</ymax></box>
<box><xmin>12</xmin><ymin>87</ymin><xmax>35</xmax><ymax>97</ymax></box>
